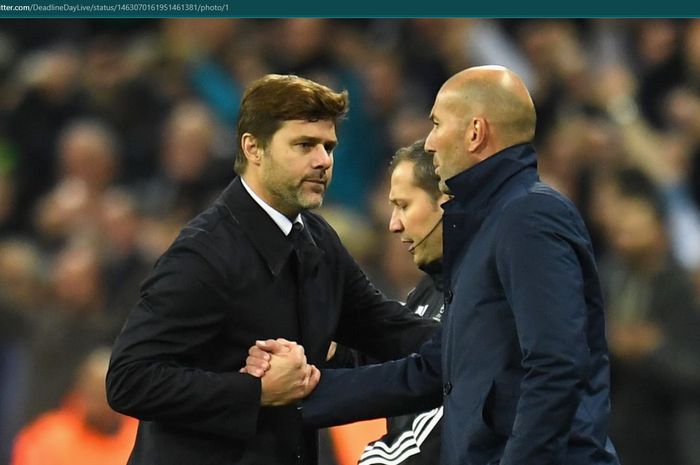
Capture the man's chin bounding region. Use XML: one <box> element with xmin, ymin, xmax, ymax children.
<box><xmin>298</xmin><ymin>194</ymin><xmax>324</xmax><ymax>211</ymax></box>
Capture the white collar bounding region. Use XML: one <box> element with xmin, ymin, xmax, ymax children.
<box><xmin>241</xmin><ymin>178</ymin><xmax>303</xmax><ymax>236</ymax></box>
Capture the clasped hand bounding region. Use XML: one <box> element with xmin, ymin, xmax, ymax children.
<box><xmin>240</xmin><ymin>338</ymin><xmax>320</xmax><ymax>406</ymax></box>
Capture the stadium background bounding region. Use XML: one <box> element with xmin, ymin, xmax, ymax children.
<box><xmin>1</xmin><ymin>18</ymin><xmax>700</xmax><ymax>465</ymax></box>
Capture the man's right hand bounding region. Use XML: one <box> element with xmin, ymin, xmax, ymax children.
<box><xmin>242</xmin><ymin>339</ymin><xmax>320</xmax><ymax>406</ymax></box>
<box><xmin>242</xmin><ymin>339</ymin><xmax>291</xmax><ymax>377</ymax></box>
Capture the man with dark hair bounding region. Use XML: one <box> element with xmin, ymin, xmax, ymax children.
<box><xmin>389</xmin><ymin>141</ymin><xmax>443</xmax><ymax>203</ymax></box>
<box><xmin>232</xmin><ymin>74</ymin><xmax>350</xmax><ymax>177</ymax></box>
<box><xmin>247</xmin><ymin>140</ymin><xmax>448</xmax><ymax>464</ymax></box>
<box><xmin>258</xmin><ymin>66</ymin><xmax>619</xmax><ymax>465</ymax></box>
<box><xmin>359</xmin><ymin>140</ymin><xmax>447</xmax><ymax>465</ymax></box>
<box><xmin>106</xmin><ymin>74</ymin><xmax>437</xmax><ymax>465</ymax></box>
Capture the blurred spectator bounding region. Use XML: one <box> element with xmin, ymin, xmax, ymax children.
<box><xmin>22</xmin><ymin>241</ymin><xmax>114</xmax><ymax>426</ymax></box>
<box><xmin>0</xmin><ymin>239</ymin><xmax>44</xmax><ymax>464</ymax></box>
<box><xmin>393</xmin><ymin>20</ymin><xmax>453</xmax><ymax>97</ymax></box>
<box><xmin>630</xmin><ymin>19</ymin><xmax>685</xmax><ymax>129</ymax></box>
<box><xmin>11</xmin><ymin>347</ymin><xmax>137</xmax><ymax>465</ymax></box>
<box><xmin>595</xmin><ymin>168</ymin><xmax>700</xmax><ymax>465</ymax></box>
<box><xmin>323</xmin><ymin>49</ymin><xmax>410</xmax><ymax>213</ymax></box>
<box><xmin>665</xmin><ymin>86</ymin><xmax>700</xmax><ymax>205</ymax></box>
<box><xmin>6</xmin><ymin>45</ymin><xmax>83</xmax><ymax>233</ymax></box>
<box><xmin>0</xmin><ymin>142</ymin><xmax>20</xmax><ymax>235</ymax></box>
<box><xmin>136</xmin><ymin>100</ymin><xmax>232</xmax><ymax>220</ymax></box>
<box><xmin>135</xmin><ymin>212</ymin><xmax>185</xmax><ymax>264</ymax></box>
<box><xmin>0</xmin><ymin>238</ymin><xmax>46</xmax><ymax>319</ymax></box>
<box><xmin>57</xmin><ymin>118</ymin><xmax>119</xmax><ymax>194</ymax></box>
<box><xmin>387</xmin><ymin>105</ymin><xmax>433</xmax><ymax>152</ymax></box>
<box><xmin>590</xmin><ymin>63</ymin><xmax>700</xmax><ymax>270</ymax></box>
<box><xmin>34</xmin><ymin>178</ymin><xmax>94</xmax><ymax>248</ymax></box>
<box><xmin>32</xmin><ymin>118</ymin><xmax>122</xmax><ymax>251</ymax></box>
<box><xmin>268</xmin><ymin>19</ymin><xmax>333</xmax><ymax>76</ymax></box>
<box><xmin>97</xmin><ymin>189</ymin><xmax>152</xmax><ymax>324</ymax></box>
<box><xmin>514</xmin><ymin>19</ymin><xmax>590</xmax><ymax>141</ymax></box>
<box><xmin>160</xmin><ymin>19</ymin><xmax>241</xmax><ymax>125</ymax></box>
<box><xmin>79</xmin><ymin>34</ymin><xmax>169</xmax><ymax>183</ymax></box>
<box><xmin>318</xmin><ymin>206</ymin><xmax>378</xmax><ymax>272</ymax></box>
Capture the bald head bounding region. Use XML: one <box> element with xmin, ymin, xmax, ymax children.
<box><xmin>441</xmin><ymin>66</ymin><xmax>536</xmax><ymax>148</ymax></box>
<box><xmin>425</xmin><ymin>66</ymin><xmax>537</xmax><ymax>193</ymax></box>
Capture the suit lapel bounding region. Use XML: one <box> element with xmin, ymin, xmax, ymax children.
<box><xmin>218</xmin><ymin>177</ymin><xmax>294</xmax><ymax>276</ymax></box>
<box><xmin>219</xmin><ymin>179</ymin><xmax>331</xmax><ymax>364</ymax></box>
<box><xmin>294</xmin><ymin>217</ymin><xmax>328</xmax><ymax>363</ymax></box>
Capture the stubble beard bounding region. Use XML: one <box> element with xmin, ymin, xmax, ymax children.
<box><xmin>260</xmin><ymin>147</ymin><xmax>329</xmax><ymax>214</ymax></box>
<box><xmin>262</xmin><ymin>170</ymin><xmax>326</xmax><ymax>214</ymax></box>
<box><xmin>295</xmin><ymin>184</ymin><xmax>325</xmax><ymax>211</ymax></box>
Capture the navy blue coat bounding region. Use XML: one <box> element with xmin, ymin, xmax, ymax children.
<box><xmin>303</xmin><ymin>144</ymin><xmax>620</xmax><ymax>465</ymax></box>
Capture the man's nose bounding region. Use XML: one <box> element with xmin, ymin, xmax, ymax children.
<box><xmin>389</xmin><ymin>210</ymin><xmax>403</xmax><ymax>233</ymax></box>
<box><xmin>312</xmin><ymin>145</ymin><xmax>332</xmax><ymax>169</ymax></box>
<box><xmin>424</xmin><ymin>133</ymin><xmax>435</xmax><ymax>154</ymax></box>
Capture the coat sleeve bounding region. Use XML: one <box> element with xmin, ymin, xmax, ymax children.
<box><xmin>302</xmin><ymin>331</ymin><xmax>444</xmax><ymax>428</ymax></box>
<box><xmin>495</xmin><ymin>196</ymin><xmax>592</xmax><ymax>465</ymax></box>
<box><xmin>106</xmin><ymin>237</ymin><xmax>261</xmax><ymax>439</ymax></box>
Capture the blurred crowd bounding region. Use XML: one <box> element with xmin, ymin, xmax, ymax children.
<box><xmin>1</xmin><ymin>18</ymin><xmax>700</xmax><ymax>465</ymax></box>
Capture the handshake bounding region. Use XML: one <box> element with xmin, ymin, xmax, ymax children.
<box><xmin>240</xmin><ymin>339</ymin><xmax>321</xmax><ymax>407</ymax></box>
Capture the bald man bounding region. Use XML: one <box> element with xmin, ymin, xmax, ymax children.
<box><xmin>297</xmin><ymin>66</ymin><xmax>620</xmax><ymax>465</ymax></box>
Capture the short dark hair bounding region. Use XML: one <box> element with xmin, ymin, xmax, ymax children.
<box><xmin>389</xmin><ymin>139</ymin><xmax>441</xmax><ymax>201</ymax></box>
<box><xmin>234</xmin><ymin>74</ymin><xmax>349</xmax><ymax>174</ymax></box>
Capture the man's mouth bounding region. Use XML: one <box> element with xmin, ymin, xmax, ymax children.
<box><xmin>303</xmin><ymin>179</ymin><xmax>326</xmax><ymax>186</ymax></box>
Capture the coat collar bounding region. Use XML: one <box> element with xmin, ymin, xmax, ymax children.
<box><xmin>217</xmin><ymin>176</ymin><xmax>295</xmax><ymax>276</ymax></box>
<box><xmin>440</xmin><ymin>143</ymin><xmax>538</xmax><ymax>288</ymax></box>
<box><xmin>443</xmin><ymin>142</ymin><xmax>537</xmax><ymax>213</ymax></box>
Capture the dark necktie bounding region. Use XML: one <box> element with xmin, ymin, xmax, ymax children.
<box><xmin>289</xmin><ymin>221</ymin><xmax>307</xmax><ymax>255</ymax></box>
<box><xmin>288</xmin><ymin>221</ymin><xmax>324</xmax><ymax>365</ymax></box>
<box><xmin>289</xmin><ymin>222</ymin><xmax>311</xmax><ymax>276</ymax></box>
<box><xmin>289</xmin><ymin>222</ymin><xmax>309</xmax><ymax>348</ymax></box>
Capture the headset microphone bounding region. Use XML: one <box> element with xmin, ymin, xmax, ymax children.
<box><xmin>407</xmin><ymin>217</ymin><xmax>443</xmax><ymax>253</ymax></box>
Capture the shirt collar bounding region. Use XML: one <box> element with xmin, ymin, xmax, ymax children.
<box><xmin>241</xmin><ymin>177</ymin><xmax>303</xmax><ymax>236</ymax></box>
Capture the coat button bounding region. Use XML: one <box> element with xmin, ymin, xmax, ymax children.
<box><xmin>444</xmin><ymin>290</ymin><xmax>453</xmax><ymax>305</ymax></box>
<box><xmin>443</xmin><ymin>382</ymin><xmax>452</xmax><ymax>396</ymax></box>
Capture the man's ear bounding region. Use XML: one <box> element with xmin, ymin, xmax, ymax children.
<box><xmin>465</xmin><ymin>117</ymin><xmax>487</xmax><ymax>153</ymax></box>
<box><xmin>241</xmin><ymin>133</ymin><xmax>263</xmax><ymax>166</ymax></box>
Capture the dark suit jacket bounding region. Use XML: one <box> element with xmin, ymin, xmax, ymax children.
<box><xmin>303</xmin><ymin>144</ymin><xmax>620</xmax><ymax>465</ymax></box>
<box><xmin>106</xmin><ymin>177</ymin><xmax>437</xmax><ymax>465</ymax></box>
